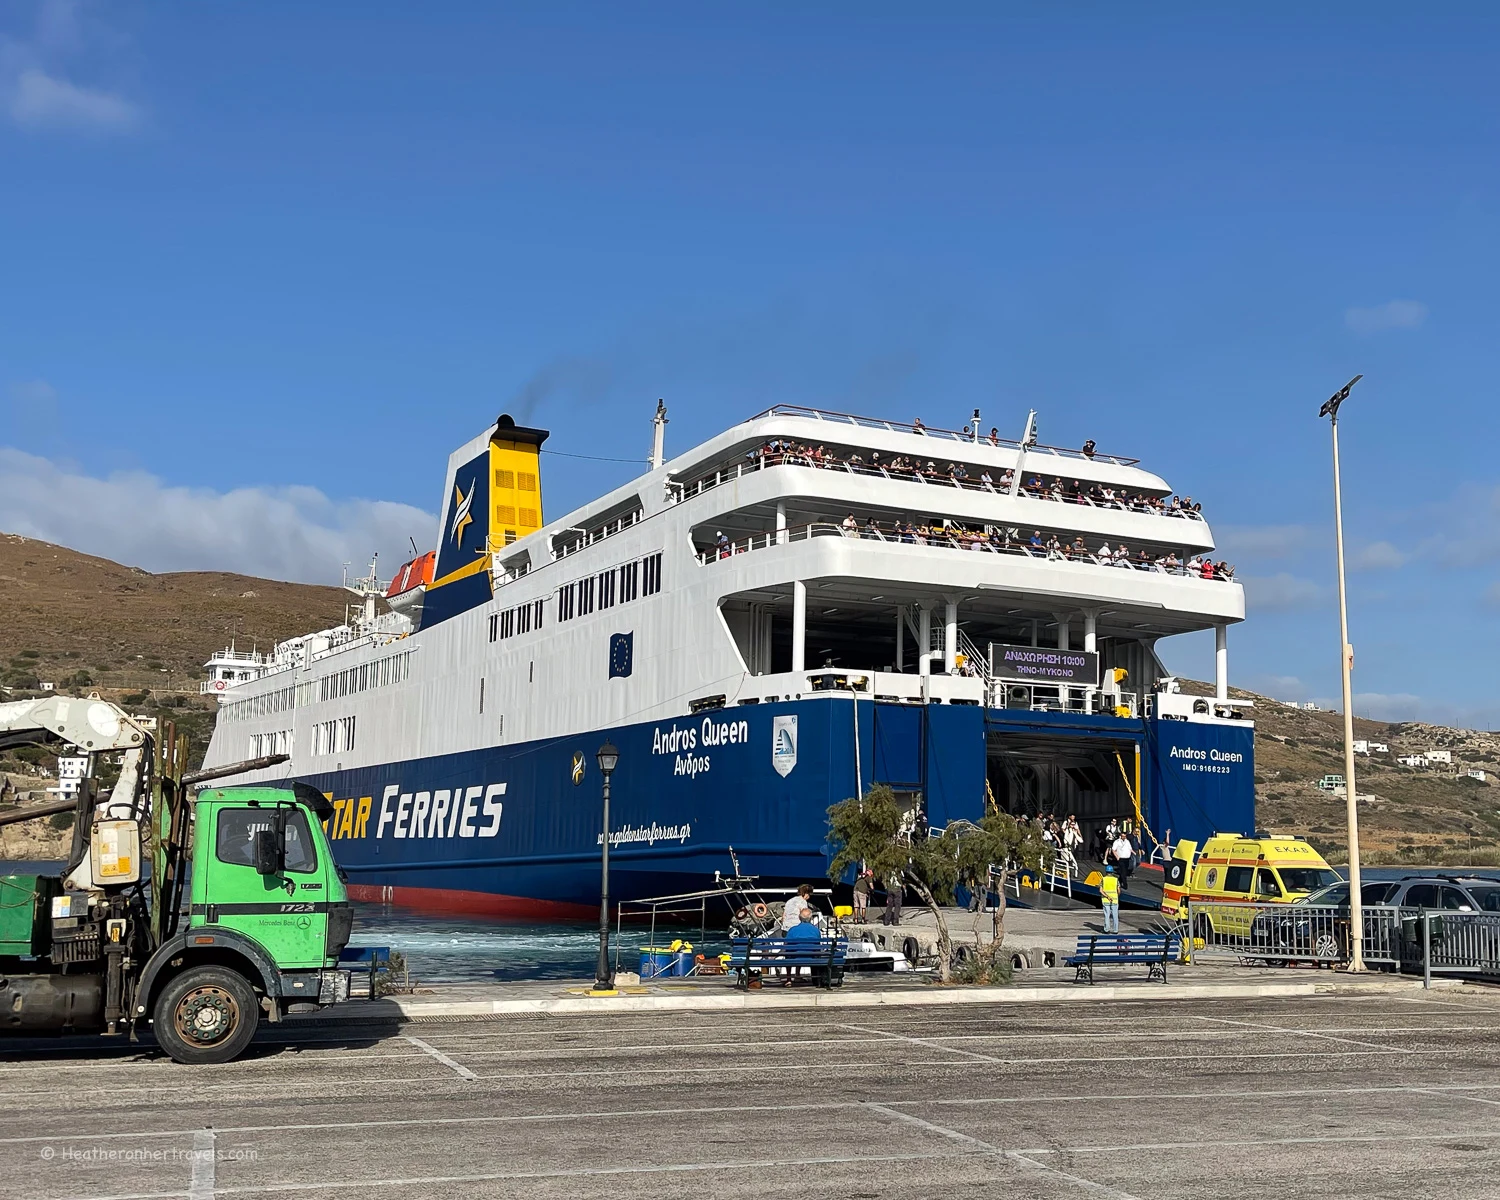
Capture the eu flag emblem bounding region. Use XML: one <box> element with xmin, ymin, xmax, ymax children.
<box><xmin>609</xmin><ymin>632</ymin><xmax>633</xmax><ymax>678</ymax></box>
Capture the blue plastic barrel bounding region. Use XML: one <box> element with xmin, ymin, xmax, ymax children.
<box><xmin>639</xmin><ymin>949</ymin><xmax>676</xmax><ymax>979</ymax></box>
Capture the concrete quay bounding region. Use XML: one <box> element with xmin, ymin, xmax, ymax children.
<box><xmin>841</xmin><ymin>902</ymin><xmax>1157</xmax><ymax>968</ymax></box>
<box><xmin>5</xmin><ymin>988</ymin><xmax>1500</xmax><ymax>1198</ymax></box>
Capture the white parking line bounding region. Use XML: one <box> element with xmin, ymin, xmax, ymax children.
<box><xmin>866</xmin><ymin>1102</ymin><xmax>998</xmax><ymax>1149</ymax></box>
<box><xmin>1189</xmin><ymin>1014</ymin><xmax>1397</xmax><ymax>1051</ymax></box>
<box><xmin>399</xmin><ymin>1036</ymin><xmax>477</xmax><ymax>1081</ymax></box>
<box><xmin>8</xmin><ymin>1083</ymin><xmax>1499</xmax><ymax>1148</ymax></box>
<box><xmin>65</xmin><ymin>1149</ymin><xmax>971</xmax><ymax>1199</ymax></box>
<box><xmin>841</xmin><ymin>1022</ymin><xmax>1001</xmax><ymax>1062</ymax></box>
<box><xmin>0</xmin><ymin>1042</ymin><xmax>1467</xmax><ymax>1103</ymax></box>
<box><xmin>189</xmin><ymin>1129</ymin><xmax>215</xmax><ymax>1200</ymax></box>
<box><xmin>866</xmin><ymin>1103</ymin><xmax>1145</xmax><ymax>1199</ymax></box>
<box><xmin>1007</xmin><ymin>1151</ymin><xmax>1146</xmax><ymax>1199</ymax></box>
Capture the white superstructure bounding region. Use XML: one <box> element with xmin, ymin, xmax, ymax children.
<box><xmin>203</xmin><ymin>405</ymin><xmax>1246</xmax><ymax>782</ymax></box>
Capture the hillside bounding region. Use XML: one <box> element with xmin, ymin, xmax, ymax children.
<box><xmin>0</xmin><ymin>533</ymin><xmax>353</xmax><ymax>819</ymax></box>
<box><xmin>0</xmin><ymin>533</ymin><xmax>351</xmax><ymax>692</ymax></box>
<box><xmin>1180</xmin><ymin>681</ymin><xmax>1500</xmax><ymax>867</ymax></box>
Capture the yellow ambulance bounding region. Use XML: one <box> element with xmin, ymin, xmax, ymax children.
<box><xmin>1160</xmin><ymin>833</ymin><xmax>1340</xmax><ymax>937</ymax></box>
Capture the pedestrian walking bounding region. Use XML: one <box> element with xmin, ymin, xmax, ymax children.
<box><xmin>1100</xmin><ymin>865</ymin><xmax>1121</xmax><ymax>933</ymax></box>
<box><xmin>1110</xmin><ymin>829</ymin><xmax>1135</xmax><ymax>887</ymax></box>
<box><xmin>852</xmin><ymin>869</ymin><xmax>872</xmax><ymax>921</ymax></box>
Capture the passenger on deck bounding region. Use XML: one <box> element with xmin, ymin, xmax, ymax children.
<box><xmin>1082</xmin><ymin>439</ymin><xmax>1097</xmax><ymax>459</ymax></box>
<box><xmin>842</xmin><ymin>513</ymin><xmax>858</xmax><ymax>535</ymax></box>
<box><xmin>1063</xmin><ymin>815</ymin><xmax>1083</xmax><ymax>860</ymax></box>
<box><xmin>1111</xmin><ymin>830</ymin><xmax>1135</xmax><ymax>886</ymax></box>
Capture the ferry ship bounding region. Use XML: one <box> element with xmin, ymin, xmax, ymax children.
<box><xmin>200</xmin><ymin>403</ymin><xmax>1255</xmax><ymax>917</ymax></box>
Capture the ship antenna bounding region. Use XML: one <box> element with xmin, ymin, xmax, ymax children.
<box><xmin>650</xmin><ymin>399</ymin><xmax>669</xmax><ymax>470</ymax></box>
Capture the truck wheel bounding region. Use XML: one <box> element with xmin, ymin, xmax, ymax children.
<box><xmin>153</xmin><ymin>966</ymin><xmax>260</xmax><ymax>1065</ymax></box>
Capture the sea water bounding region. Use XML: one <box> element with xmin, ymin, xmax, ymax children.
<box><xmin>1</xmin><ymin>860</ymin><xmax>710</xmax><ymax>983</ymax></box>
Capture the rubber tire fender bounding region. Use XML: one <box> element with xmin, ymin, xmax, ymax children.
<box><xmin>152</xmin><ymin>965</ymin><xmax>261</xmax><ymax>1066</ymax></box>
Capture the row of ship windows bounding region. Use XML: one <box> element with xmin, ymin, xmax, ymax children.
<box><xmin>558</xmin><ymin>552</ymin><xmax>662</xmax><ymax>622</ymax></box>
<box><xmin>219</xmin><ymin>650</ymin><xmax>414</xmax><ymax>723</ymax></box>
<box><xmin>304</xmin><ymin>649</ymin><xmax>414</xmax><ymax>705</ymax></box>
<box><xmin>247</xmin><ymin>716</ymin><xmax>353</xmax><ymax>759</ymax></box>
<box><xmin>248</xmin><ymin>729</ymin><xmax>294</xmax><ymax>758</ymax></box>
<box><xmin>489</xmin><ymin>600</ymin><xmax>545</xmax><ymax>642</ymax></box>
<box><xmin>490</xmin><ymin>551</ymin><xmax>664</xmax><ymax>640</ymax></box>
<box><xmin>311</xmin><ymin>715</ymin><xmax>356</xmax><ymax>757</ymax></box>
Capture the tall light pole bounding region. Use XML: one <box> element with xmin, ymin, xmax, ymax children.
<box><xmin>592</xmin><ymin>741</ymin><xmax>620</xmax><ymax>992</ymax></box>
<box><xmin>1319</xmin><ymin>374</ymin><xmax>1366</xmax><ymax>971</ymax></box>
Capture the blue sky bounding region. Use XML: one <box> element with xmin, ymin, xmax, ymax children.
<box><xmin>2</xmin><ymin>3</ymin><xmax>1498</xmax><ymax>727</ymax></box>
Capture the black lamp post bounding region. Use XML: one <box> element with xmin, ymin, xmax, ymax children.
<box><xmin>593</xmin><ymin>740</ymin><xmax>619</xmax><ymax>991</ymax></box>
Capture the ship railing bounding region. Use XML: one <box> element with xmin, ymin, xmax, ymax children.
<box><xmin>1043</xmin><ymin>848</ymin><xmax>1076</xmax><ymax>899</ymax></box>
<box><xmin>992</xmin><ymin>681</ymin><xmax>1140</xmax><ymax>718</ymax></box>
<box><xmin>695</xmin><ymin>521</ymin><xmax>1235</xmax><ymax>583</ymax></box>
<box><xmin>748</xmin><ymin>404</ymin><xmax>1142</xmax><ymax>467</ymax></box>
<box><xmin>678</xmin><ymin>448</ymin><xmax>1203</xmax><ymax>522</ymax></box>
<box><xmin>551</xmin><ymin>507</ymin><xmax>645</xmax><ymax>561</ymax></box>
<box><xmin>208</xmin><ymin>648</ymin><xmax>270</xmax><ymax>666</ymax></box>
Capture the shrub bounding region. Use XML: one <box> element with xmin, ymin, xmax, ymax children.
<box><xmin>49</xmin><ymin>810</ymin><xmax>75</xmax><ymax>831</ymax></box>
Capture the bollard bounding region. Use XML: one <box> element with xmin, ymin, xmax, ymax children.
<box><xmin>1422</xmin><ymin>910</ymin><xmax>1431</xmax><ymax>991</ymax></box>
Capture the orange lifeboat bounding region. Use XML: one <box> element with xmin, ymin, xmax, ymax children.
<box><xmin>386</xmin><ymin>550</ymin><xmax>435</xmax><ymax>618</ymax></box>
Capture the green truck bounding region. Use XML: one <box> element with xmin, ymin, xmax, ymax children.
<box><xmin>0</xmin><ymin>696</ymin><xmax>356</xmax><ymax>1064</ymax></box>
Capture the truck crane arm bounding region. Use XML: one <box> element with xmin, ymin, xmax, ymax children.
<box><xmin>0</xmin><ymin>696</ymin><xmax>152</xmax><ymax>755</ymax></box>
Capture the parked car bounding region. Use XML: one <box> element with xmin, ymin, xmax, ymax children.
<box><xmin>1250</xmin><ymin>875</ymin><xmax>1500</xmax><ymax>964</ymax></box>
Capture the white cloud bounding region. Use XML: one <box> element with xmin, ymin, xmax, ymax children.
<box><xmin>1344</xmin><ymin>300</ymin><xmax>1427</xmax><ymax>335</ymax></box>
<box><xmin>1</xmin><ymin>1</ymin><xmax>140</xmax><ymax>133</ymax></box>
<box><xmin>1214</xmin><ymin>524</ymin><xmax>1313</xmax><ymax>561</ymax></box>
<box><xmin>1247</xmin><ymin>674</ymin><xmax>1308</xmax><ymax>702</ymax></box>
<box><xmin>0</xmin><ymin>447</ymin><xmax>436</xmax><ymax>584</ymax></box>
<box><xmin>1241</xmin><ymin>572</ymin><xmax>1326</xmax><ymax>612</ymax></box>
<box><xmin>10</xmin><ymin>65</ymin><xmax>136</xmax><ymax>130</ymax></box>
<box><xmin>1306</xmin><ymin>691</ymin><xmax>1500</xmax><ymax>731</ymax></box>
<box><xmin>1347</xmin><ymin>692</ymin><xmax>1426</xmax><ymax>723</ymax></box>
<box><xmin>1349</xmin><ymin>540</ymin><xmax>1406</xmax><ymax>571</ymax></box>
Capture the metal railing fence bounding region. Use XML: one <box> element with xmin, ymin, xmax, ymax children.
<box><xmin>1183</xmin><ymin>900</ymin><xmax>1403</xmax><ymax>966</ymax></box>
<box><xmin>1181</xmin><ymin>900</ymin><xmax>1500</xmax><ymax>982</ymax></box>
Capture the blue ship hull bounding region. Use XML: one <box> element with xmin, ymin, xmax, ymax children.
<box><xmin>298</xmin><ymin>698</ymin><xmax>1254</xmax><ymax>917</ymax></box>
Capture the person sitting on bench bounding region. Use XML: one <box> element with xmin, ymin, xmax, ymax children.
<box><xmin>786</xmin><ymin>908</ymin><xmax>821</xmax><ymax>942</ymax></box>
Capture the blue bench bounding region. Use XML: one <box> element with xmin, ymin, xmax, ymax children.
<box><xmin>339</xmin><ymin>946</ymin><xmax>391</xmax><ymax>999</ymax></box>
<box><xmin>1065</xmin><ymin>934</ymin><xmax>1179</xmax><ymax>984</ymax></box>
<box><xmin>728</xmin><ymin>936</ymin><xmax>848</xmax><ymax>990</ymax></box>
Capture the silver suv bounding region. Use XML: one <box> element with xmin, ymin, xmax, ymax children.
<box><xmin>1304</xmin><ymin>876</ymin><xmax>1500</xmax><ymax>913</ymax></box>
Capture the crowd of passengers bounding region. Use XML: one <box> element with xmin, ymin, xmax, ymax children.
<box><xmin>710</xmin><ymin>517</ymin><xmax>1236</xmax><ymax>580</ymax></box>
<box><xmin>744</xmin><ymin>440</ymin><xmax>1204</xmax><ymax>518</ymax></box>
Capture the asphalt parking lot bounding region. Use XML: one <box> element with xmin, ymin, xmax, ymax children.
<box><xmin>3</xmin><ymin>990</ymin><xmax>1499</xmax><ymax>1199</ymax></box>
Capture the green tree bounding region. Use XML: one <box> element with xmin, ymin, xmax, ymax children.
<box><xmin>945</xmin><ymin>811</ymin><xmax>1048</xmax><ymax>947</ymax></box>
<box><xmin>829</xmin><ymin>788</ymin><xmax>1051</xmax><ymax>984</ymax></box>
<box><xmin>827</xmin><ymin>785</ymin><xmax>965</xmax><ymax>981</ymax></box>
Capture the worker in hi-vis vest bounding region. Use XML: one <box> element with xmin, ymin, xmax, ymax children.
<box><xmin>1100</xmin><ymin>865</ymin><xmax>1121</xmax><ymax>933</ymax></box>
